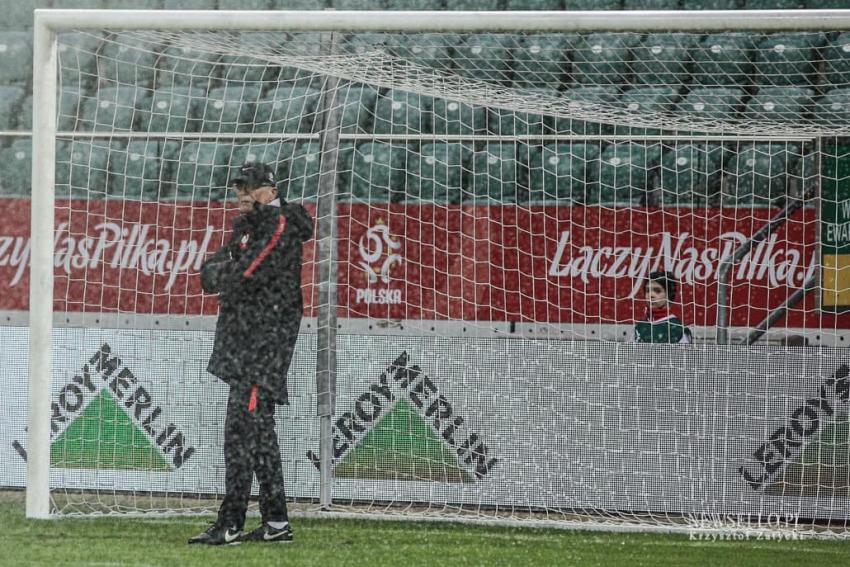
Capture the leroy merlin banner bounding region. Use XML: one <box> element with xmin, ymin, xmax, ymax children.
<box><xmin>0</xmin><ymin>199</ymin><xmax>842</xmax><ymax>327</ymax></box>
<box><xmin>2</xmin><ymin>329</ymin><xmax>849</xmax><ymax>519</ymax></box>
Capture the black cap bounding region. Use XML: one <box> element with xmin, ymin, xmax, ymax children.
<box><xmin>229</xmin><ymin>161</ymin><xmax>276</xmax><ymax>191</ymax></box>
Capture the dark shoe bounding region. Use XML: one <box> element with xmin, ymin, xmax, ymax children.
<box><xmin>187</xmin><ymin>524</ymin><xmax>242</xmax><ymax>545</ymax></box>
<box><xmin>240</xmin><ymin>522</ymin><xmax>294</xmax><ymax>543</ymax></box>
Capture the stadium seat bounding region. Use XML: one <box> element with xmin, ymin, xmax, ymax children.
<box><xmin>20</xmin><ymin>94</ymin><xmax>31</xmax><ymax>130</ymax></box>
<box><xmin>808</xmin><ymin>0</ymin><xmax>850</xmax><ymax>7</ymax></box>
<box><xmin>0</xmin><ymin>0</ymin><xmax>48</xmax><ymax>29</ymax></box>
<box><xmin>219</xmin><ymin>34</ymin><xmax>285</xmax><ymax>85</ymax></box>
<box><xmin>815</xmin><ymin>88</ymin><xmax>850</xmax><ymax>129</ymax></box>
<box><xmin>332</xmin><ymin>0</ymin><xmax>386</xmax><ymax>9</ymax></box>
<box><xmin>50</xmin><ymin>0</ymin><xmax>105</xmax><ymax>6</ymax></box>
<box><xmin>506</xmin><ymin>0</ymin><xmax>562</xmax><ymax>8</ymax></box>
<box><xmin>822</xmin><ymin>32</ymin><xmax>850</xmax><ymax>88</ymax></box>
<box><xmin>79</xmin><ymin>86</ymin><xmax>152</xmax><ymax>132</ymax></box>
<box><xmin>49</xmin><ymin>0</ymin><xmax>104</xmax><ymax>7</ymax></box>
<box><xmin>621</xmin><ymin>86</ymin><xmax>680</xmax><ymax>115</ymax></box>
<box><xmin>171</xmin><ymin>141</ymin><xmax>234</xmax><ymax>201</ymax></box>
<box><xmin>0</xmin><ymin>138</ymin><xmax>31</xmax><ymax>196</ymax></box>
<box><xmin>202</xmin><ymin>85</ymin><xmax>262</xmax><ymax>134</ymax></box>
<box><xmin>406</xmin><ymin>143</ymin><xmax>470</xmax><ymax>203</ymax></box>
<box><xmin>446</xmin><ymin>0</ymin><xmax>500</xmax><ymax>9</ymax></box>
<box><xmin>453</xmin><ymin>34</ymin><xmax>514</xmax><ymax>85</ymax></box>
<box><xmin>106</xmin><ymin>0</ymin><xmax>161</xmax><ymax>7</ymax></box>
<box><xmin>143</xmin><ymin>86</ymin><xmax>205</xmax><ymax>133</ymax></box>
<box><xmin>108</xmin><ymin>140</ymin><xmax>164</xmax><ymax>201</ymax></box>
<box><xmin>511</xmin><ymin>34</ymin><xmax>570</xmax><ymax>89</ymax></box>
<box><xmin>692</xmin><ymin>33</ymin><xmax>755</xmax><ymax>87</ymax></box>
<box><xmin>754</xmin><ymin>32</ymin><xmax>826</xmax><ymax>87</ymax></box>
<box><xmin>391</xmin><ymin>33</ymin><xmax>455</xmax><ymax>72</ymax></box>
<box><xmin>0</xmin><ymin>31</ymin><xmax>32</xmax><ymax>86</ymax></box>
<box><xmin>163</xmin><ymin>0</ymin><xmax>216</xmax><ymax>9</ymax></box>
<box><xmin>467</xmin><ymin>143</ymin><xmax>518</xmax><ymax>203</ymax></box>
<box><xmin>745</xmin><ymin>0</ymin><xmax>803</xmax><ymax>8</ymax></box>
<box><xmin>255</xmin><ymin>85</ymin><xmax>321</xmax><ymax>134</ymax></box>
<box><xmin>58</xmin><ymin>32</ymin><xmax>102</xmax><ymax>89</ymax></box>
<box><xmin>340</xmin><ymin>33</ymin><xmax>391</xmax><ymax>57</ymax></box>
<box><xmin>682</xmin><ymin>0</ymin><xmax>738</xmax><ymax>8</ymax></box>
<box><xmin>55</xmin><ymin>139</ymin><xmax>111</xmax><ymax>199</ymax></box>
<box><xmin>277</xmin><ymin>32</ymin><xmax>324</xmax><ymax>84</ymax></box>
<box><xmin>724</xmin><ymin>143</ymin><xmax>802</xmax><ymax>206</ymax></box>
<box><xmin>431</xmin><ymin>98</ymin><xmax>487</xmax><ymax>136</ymax></box>
<box><xmin>589</xmin><ymin>143</ymin><xmax>662</xmax><ymax>206</ymax></box>
<box><xmin>219</xmin><ymin>0</ymin><xmax>269</xmax><ymax>8</ymax></box>
<box><xmin>657</xmin><ymin>143</ymin><xmax>724</xmax><ymax>206</ymax></box>
<box><xmin>677</xmin><ymin>87</ymin><xmax>745</xmax><ymax>125</ymax></box>
<box><xmin>96</xmin><ymin>33</ymin><xmax>160</xmax><ymax>88</ymax></box>
<box><xmin>570</xmin><ymin>33</ymin><xmax>640</xmax><ymax>86</ymax></box>
<box><xmin>622</xmin><ymin>0</ymin><xmax>678</xmax><ymax>8</ymax></box>
<box><xmin>236</xmin><ymin>141</ymin><xmax>289</xmax><ymax>169</ymax></box>
<box><xmin>336</xmin><ymin>84</ymin><xmax>378</xmax><ymax>134</ymax></box>
<box><xmin>0</xmin><ymin>86</ymin><xmax>25</xmax><ymax>130</ymax></box>
<box><xmin>743</xmin><ymin>86</ymin><xmax>814</xmax><ymax>124</ymax></box>
<box><xmin>386</xmin><ymin>0</ymin><xmax>441</xmax><ymax>8</ymax></box>
<box><xmin>562</xmin><ymin>0</ymin><xmax>619</xmax><ymax>8</ymax></box>
<box><xmin>345</xmin><ymin>142</ymin><xmax>405</xmax><ymax>203</ymax></box>
<box><xmin>616</xmin><ymin>86</ymin><xmax>681</xmax><ymax>136</ymax></box>
<box><xmin>373</xmin><ymin>89</ymin><xmax>432</xmax><ymax>135</ymax></box>
<box><xmin>633</xmin><ymin>34</ymin><xmax>699</xmax><ymax>87</ymax></box>
<box><xmin>524</xmin><ymin>143</ymin><xmax>601</xmax><ymax>204</ymax></box>
<box><xmin>44</xmin><ymin>88</ymin><xmax>84</xmax><ymax>132</ymax></box>
<box><xmin>554</xmin><ymin>86</ymin><xmax>619</xmax><ymax>136</ymax></box>
<box><xmin>156</xmin><ymin>35</ymin><xmax>221</xmax><ymax>90</ymax></box>
<box><xmin>270</xmin><ymin>0</ymin><xmax>326</xmax><ymax>8</ymax></box>
<box><xmin>488</xmin><ymin>89</ymin><xmax>555</xmax><ymax>137</ymax></box>
<box><xmin>285</xmin><ymin>142</ymin><xmax>321</xmax><ymax>202</ymax></box>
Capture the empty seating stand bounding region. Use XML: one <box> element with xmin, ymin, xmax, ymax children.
<box><xmin>0</xmin><ymin>31</ymin><xmax>32</xmax><ymax>87</ymax></box>
<box><xmin>406</xmin><ymin>143</ymin><xmax>470</xmax><ymax>203</ymax></box>
<box><xmin>691</xmin><ymin>33</ymin><xmax>755</xmax><ymax>87</ymax></box>
<box><xmin>590</xmin><ymin>143</ymin><xmax>662</xmax><ymax>206</ymax></box>
<box><xmin>754</xmin><ymin>32</ymin><xmax>826</xmax><ymax>88</ymax></box>
<box><xmin>657</xmin><ymin>143</ymin><xmax>725</xmax><ymax>206</ymax></box>
<box><xmin>523</xmin><ymin>143</ymin><xmax>601</xmax><ymax>204</ymax></box>
<box><xmin>723</xmin><ymin>143</ymin><xmax>802</xmax><ymax>206</ymax></box>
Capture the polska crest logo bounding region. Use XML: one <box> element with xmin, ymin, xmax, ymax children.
<box><xmin>358</xmin><ymin>219</ymin><xmax>402</xmax><ymax>284</ymax></box>
<box><xmin>355</xmin><ymin>219</ymin><xmax>403</xmax><ymax>305</ymax></box>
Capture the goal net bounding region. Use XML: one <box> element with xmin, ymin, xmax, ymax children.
<box><xmin>12</xmin><ymin>9</ymin><xmax>850</xmax><ymax>538</ymax></box>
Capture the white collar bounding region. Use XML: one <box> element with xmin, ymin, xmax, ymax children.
<box><xmin>267</xmin><ymin>198</ymin><xmax>281</xmax><ymax>207</ymax></box>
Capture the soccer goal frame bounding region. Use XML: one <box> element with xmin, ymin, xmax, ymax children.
<box><xmin>28</xmin><ymin>7</ymin><xmax>850</xmax><ymax>530</ymax></box>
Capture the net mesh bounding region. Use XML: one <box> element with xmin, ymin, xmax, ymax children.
<box><xmin>15</xmin><ymin>21</ymin><xmax>850</xmax><ymax>538</ymax></box>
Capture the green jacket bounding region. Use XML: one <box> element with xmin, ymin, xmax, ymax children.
<box><xmin>635</xmin><ymin>314</ymin><xmax>692</xmax><ymax>344</ymax></box>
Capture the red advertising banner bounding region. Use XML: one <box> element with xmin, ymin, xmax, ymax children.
<box><xmin>1</xmin><ymin>199</ymin><xmax>846</xmax><ymax>329</ymax></box>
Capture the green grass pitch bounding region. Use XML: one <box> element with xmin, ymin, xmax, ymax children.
<box><xmin>2</xmin><ymin>492</ymin><xmax>848</xmax><ymax>567</ymax></box>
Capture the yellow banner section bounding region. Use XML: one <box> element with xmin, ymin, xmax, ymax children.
<box><xmin>822</xmin><ymin>254</ymin><xmax>850</xmax><ymax>309</ymax></box>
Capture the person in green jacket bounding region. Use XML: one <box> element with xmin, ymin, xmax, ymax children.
<box><xmin>634</xmin><ymin>270</ymin><xmax>692</xmax><ymax>344</ymax></box>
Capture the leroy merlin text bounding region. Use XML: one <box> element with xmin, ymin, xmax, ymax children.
<box><xmin>307</xmin><ymin>351</ymin><xmax>498</xmax><ymax>479</ymax></box>
<box><xmin>50</xmin><ymin>343</ymin><xmax>194</xmax><ymax>468</ymax></box>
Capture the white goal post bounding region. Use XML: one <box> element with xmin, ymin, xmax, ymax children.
<box><xmin>25</xmin><ymin>7</ymin><xmax>850</xmax><ymax>538</ymax></box>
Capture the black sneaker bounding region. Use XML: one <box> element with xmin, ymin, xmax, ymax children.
<box><xmin>187</xmin><ymin>524</ymin><xmax>242</xmax><ymax>545</ymax></box>
<box><xmin>240</xmin><ymin>522</ymin><xmax>294</xmax><ymax>543</ymax></box>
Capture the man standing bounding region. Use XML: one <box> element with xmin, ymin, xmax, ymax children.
<box><xmin>189</xmin><ymin>162</ymin><xmax>313</xmax><ymax>545</ymax></box>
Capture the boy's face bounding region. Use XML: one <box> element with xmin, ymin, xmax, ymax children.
<box><xmin>646</xmin><ymin>280</ymin><xmax>669</xmax><ymax>309</ymax></box>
